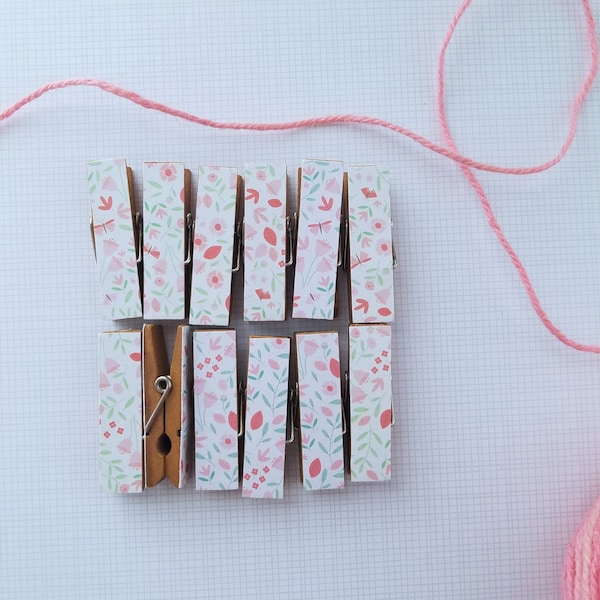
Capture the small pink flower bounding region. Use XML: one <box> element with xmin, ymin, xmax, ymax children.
<box><xmin>195</xmin><ymin>434</ymin><xmax>207</xmax><ymax>449</ymax></box>
<box><xmin>303</xmin><ymin>164</ymin><xmax>315</xmax><ymax>176</ymax></box>
<box><xmin>376</xmin><ymin>239</ymin><xmax>391</xmax><ymax>256</ymax></box>
<box><xmin>323</xmin><ymin>381</ymin><xmax>337</xmax><ymax>396</ymax></box>
<box><xmin>129</xmin><ymin>452</ymin><xmax>142</xmax><ymax>468</ymax></box>
<box><xmin>101</xmin><ymin>176</ymin><xmax>117</xmax><ymax>191</ymax></box>
<box><xmin>119</xmin><ymin>484</ymin><xmax>130</xmax><ymax>493</ymax></box>
<box><xmin>207</xmin><ymin>172</ymin><xmax>218</xmax><ymax>183</ymax></box>
<box><xmin>155</xmin><ymin>277</ymin><xmax>165</xmax><ymax>287</ymax></box>
<box><xmin>221</xmin><ymin>433</ymin><xmax>236</xmax><ymax>449</ymax></box>
<box><xmin>365</xmin><ymin>280</ymin><xmax>375</xmax><ymax>291</ymax></box>
<box><xmin>207</xmin><ymin>271</ymin><xmax>223</xmax><ymax>289</ymax></box>
<box><xmin>372</xmin><ymin>218</ymin><xmax>386</xmax><ymax>232</ymax></box>
<box><xmin>211</xmin><ymin>218</ymin><xmax>226</xmax><ymax>234</ymax></box>
<box><xmin>302</xmin><ymin>411</ymin><xmax>314</xmax><ymax>424</ymax></box>
<box><xmin>194</xmin><ymin>234</ymin><xmax>207</xmax><ymax>250</ymax></box>
<box><xmin>256</xmin><ymin>170</ymin><xmax>266</xmax><ymax>181</ymax></box>
<box><xmin>160</xmin><ymin>163</ymin><xmax>178</xmax><ymax>181</ymax></box>
<box><xmin>351</xmin><ymin>327</ymin><xmax>361</xmax><ymax>338</ymax></box>
<box><xmin>117</xmin><ymin>438</ymin><xmax>132</xmax><ymax>454</ymax></box>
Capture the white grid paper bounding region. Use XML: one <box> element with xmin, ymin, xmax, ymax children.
<box><xmin>1</xmin><ymin>1</ymin><xmax>600</xmax><ymax>598</ymax></box>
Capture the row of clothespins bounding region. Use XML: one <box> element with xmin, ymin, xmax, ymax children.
<box><xmin>87</xmin><ymin>158</ymin><xmax>395</xmax><ymax>323</ymax></box>
<box><xmin>99</xmin><ymin>325</ymin><xmax>392</xmax><ymax>495</ymax></box>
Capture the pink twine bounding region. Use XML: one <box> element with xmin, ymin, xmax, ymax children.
<box><xmin>0</xmin><ymin>1</ymin><xmax>598</xmax><ymax>355</ymax></box>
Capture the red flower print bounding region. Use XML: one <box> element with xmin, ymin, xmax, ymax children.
<box><xmin>383</xmin><ymin>365</ymin><xmax>390</xmax><ymax>371</ymax></box>
<box><xmin>103</xmin><ymin>431</ymin><xmax>111</xmax><ymax>439</ymax></box>
<box><xmin>309</xmin><ymin>458</ymin><xmax>322</xmax><ymax>478</ymax></box>
<box><xmin>228</xmin><ymin>411</ymin><xmax>238</xmax><ymax>432</ymax></box>
<box><xmin>259</xmin><ymin>476</ymin><xmax>266</xmax><ymax>483</ymax></box>
<box><xmin>207</xmin><ymin>270</ymin><xmax>224</xmax><ymax>289</ymax></box>
<box><xmin>377</xmin><ymin>239</ymin><xmax>391</xmax><ymax>255</ymax></box>
<box><xmin>318</xmin><ymin>196</ymin><xmax>334</xmax><ymax>211</ymax></box>
<box><xmin>322</xmin><ymin>382</ymin><xmax>337</xmax><ymax>396</ymax></box>
<box><xmin>250</xmin><ymin>411</ymin><xmax>263</xmax><ymax>430</ymax></box>
<box><xmin>211</xmin><ymin>218</ymin><xmax>226</xmax><ymax>234</ymax></box>
<box><xmin>371</xmin><ymin>367</ymin><xmax>378</xmax><ymax>374</ymax></box>
<box><xmin>252</xmin><ymin>482</ymin><xmax>259</xmax><ymax>489</ymax></box>
<box><xmin>160</xmin><ymin>163</ymin><xmax>178</xmax><ymax>181</ymax></box>
<box><xmin>203</xmin><ymin>245</ymin><xmax>222</xmax><ymax>260</ymax></box>
<box><xmin>380</xmin><ymin>409</ymin><xmax>392</xmax><ymax>429</ymax></box>
<box><xmin>98</xmin><ymin>195</ymin><xmax>113</xmax><ymax>211</ymax></box>
<box><xmin>361</xmin><ymin>187</ymin><xmax>377</xmax><ymax>199</ymax></box>
<box><xmin>329</xmin><ymin>358</ymin><xmax>340</xmax><ymax>377</ymax></box>
<box><xmin>381</xmin><ymin>350</ymin><xmax>388</xmax><ymax>357</ymax></box>
<box><xmin>117</xmin><ymin>427</ymin><xmax>124</xmax><ymax>435</ymax></box>
<box><xmin>109</xmin><ymin>421</ymin><xmax>116</xmax><ymax>428</ymax></box>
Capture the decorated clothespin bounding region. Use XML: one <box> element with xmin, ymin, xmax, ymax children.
<box><xmin>142</xmin><ymin>162</ymin><xmax>190</xmax><ymax>320</ymax></box>
<box><xmin>193</xmin><ymin>329</ymin><xmax>240</xmax><ymax>491</ymax></box>
<box><xmin>189</xmin><ymin>166</ymin><xmax>240</xmax><ymax>326</ymax></box>
<box><xmin>295</xmin><ymin>331</ymin><xmax>345</xmax><ymax>490</ymax></box>
<box><xmin>346</xmin><ymin>166</ymin><xmax>395</xmax><ymax>323</ymax></box>
<box><xmin>87</xmin><ymin>158</ymin><xmax>142</xmax><ymax>319</ymax></box>
<box><xmin>242</xmin><ymin>336</ymin><xmax>290</xmax><ymax>499</ymax></box>
<box><xmin>347</xmin><ymin>324</ymin><xmax>393</xmax><ymax>482</ymax></box>
<box><xmin>292</xmin><ymin>159</ymin><xmax>344</xmax><ymax>320</ymax></box>
<box><xmin>98</xmin><ymin>325</ymin><xmax>193</xmax><ymax>493</ymax></box>
<box><xmin>243</xmin><ymin>163</ymin><xmax>288</xmax><ymax>321</ymax></box>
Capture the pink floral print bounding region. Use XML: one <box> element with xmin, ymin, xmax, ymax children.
<box><xmin>243</xmin><ymin>164</ymin><xmax>287</xmax><ymax>322</ymax></box>
<box><xmin>347</xmin><ymin>166</ymin><xmax>394</xmax><ymax>323</ymax></box>
<box><xmin>87</xmin><ymin>158</ymin><xmax>142</xmax><ymax>319</ymax></box>
<box><xmin>242</xmin><ymin>337</ymin><xmax>290</xmax><ymax>499</ymax></box>
<box><xmin>189</xmin><ymin>166</ymin><xmax>238</xmax><ymax>326</ymax></box>
<box><xmin>296</xmin><ymin>332</ymin><xmax>345</xmax><ymax>490</ymax></box>
<box><xmin>348</xmin><ymin>325</ymin><xmax>392</xmax><ymax>482</ymax></box>
<box><xmin>142</xmin><ymin>162</ymin><xmax>186</xmax><ymax>319</ymax></box>
<box><xmin>292</xmin><ymin>160</ymin><xmax>344</xmax><ymax>320</ymax></box>
<box><xmin>194</xmin><ymin>330</ymin><xmax>239</xmax><ymax>490</ymax></box>
<box><xmin>98</xmin><ymin>331</ymin><xmax>143</xmax><ymax>493</ymax></box>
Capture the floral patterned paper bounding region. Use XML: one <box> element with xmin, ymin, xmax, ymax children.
<box><xmin>87</xmin><ymin>158</ymin><xmax>142</xmax><ymax>320</ymax></box>
<box><xmin>348</xmin><ymin>325</ymin><xmax>392</xmax><ymax>482</ymax></box>
<box><xmin>243</xmin><ymin>164</ymin><xmax>287</xmax><ymax>322</ymax></box>
<box><xmin>142</xmin><ymin>162</ymin><xmax>186</xmax><ymax>320</ymax></box>
<box><xmin>242</xmin><ymin>337</ymin><xmax>290</xmax><ymax>499</ymax></box>
<box><xmin>189</xmin><ymin>166</ymin><xmax>238</xmax><ymax>326</ymax></box>
<box><xmin>98</xmin><ymin>331</ymin><xmax>143</xmax><ymax>493</ymax></box>
<box><xmin>193</xmin><ymin>330</ymin><xmax>239</xmax><ymax>491</ymax></box>
<box><xmin>296</xmin><ymin>332</ymin><xmax>345</xmax><ymax>490</ymax></box>
<box><xmin>348</xmin><ymin>166</ymin><xmax>394</xmax><ymax>323</ymax></box>
<box><xmin>292</xmin><ymin>159</ymin><xmax>344</xmax><ymax>320</ymax></box>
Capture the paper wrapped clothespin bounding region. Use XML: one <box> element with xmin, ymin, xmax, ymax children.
<box><xmin>87</xmin><ymin>158</ymin><xmax>142</xmax><ymax>319</ymax></box>
<box><xmin>189</xmin><ymin>166</ymin><xmax>240</xmax><ymax>326</ymax></box>
<box><xmin>348</xmin><ymin>324</ymin><xmax>393</xmax><ymax>482</ymax></box>
<box><xmin>243</xmin><ymin>163</ymin><xmax>287</xmax><ymax>322</ymax></box>
<box><xmin>242</xmin><ymin>336</ymin><xmax>290</xmax><ymax>499</ymax></box>
<box><xmin>346</xmin><ymin>166</ymin><xmax>394</xmax><ymax>323</ymax></box>
<box><xmin>193</xmin><ymin>329</ymin><xmax>239</xmax><ymax>491</ymax></box>
<box><xmin>142</xmin><ymin>162</ymin><xmax>190</xmax><ymax>320</ymax></box>
<box><xmin>98</xmin><ymin>330</ymin><xmax>143</xmax><ymax>493</ymax></box>
<box><xmin>292</xmin><ymin>159</ymin><xmax>344</xmax><ymax>320</ymax></box>
<box><xmin>295</xmin><ymin>331</ymin><xmax>345</xmax><ymax>490</ymax></box>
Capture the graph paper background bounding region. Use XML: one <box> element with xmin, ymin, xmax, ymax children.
<box><xmin>1</xmin><ymin>1</ymin><xmax>600</xmax><ymax>598</ymax></box>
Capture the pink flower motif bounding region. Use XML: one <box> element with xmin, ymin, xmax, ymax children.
<box><xmin>365</xmin><ymin>280</ymin><xmax>375</xmax><ymax>291</ymax></box>
<box><xmin>372</xmin><ymin>218</ymin><xmax>386</xmax><ymax>233</ymax></box>
<box><xmin>200</xmin><ymin>464</ymin><xmax>211</xmax><ymax>477</ymax></box>
<box><xmin>105</xmin><ymin>358</ymin><xmax>120</xmax><ymax>373</ymax></box>
<box><xmin>316</xmin><ymin>257</ymin><xmax>331</xmax><ymax>272</ymax></box>
<box><xmin>151</xmin><ymin>298</ymin><xmax>161</xmax><ymax>313</ymax></box>
<box><xmin>207</xmin><ymin>172</ymin><xmax>218</xmax><ymax>183</ymax></box>
<box><xmin>302</xmin><ymin>411</ymin><xmax>314</xmax><ymax>424</ymax></box>
<box><xmin>211</xmin><ymin>218</ymin><xmax>226</xmax><ymax>234</ymax></box>
<box><xmin>303</xmin><ymin>164</ymin><xmax>315</xmax><ymax>176</ymax></box>
<box><xmin>107</xmin><ymin>257</ymin><xmax>122</xmax><ymax>272</ymax></box>
<box><xmin>367</xmin><ymin>337</ymin><xmax>377</xmax><ymax>349</ymax></box>
<box><xmin>155</xmin><ymin>277</ymin><xmax>165</xmax><ymax>287</ymax></box>
<box><xmin>376</xmin><ymin>239</ymin><xmax>391</xmax><ymax>256</ymax></box>
<box><xmin>256</xmin><ymin>170</ymin><xmax>266</xmax><ymax>181</ymax></box>
<box><xmin>315</xmin><ymin>239</ymin><xmax>331</xmax><ymax>256</ymax></box>
<box><xmin>129</xmin><ymin>452</ymin><xmax>143</xmax><ymax>468</ymax></box>
<box><xmin>195</xmin><ymin>434</ymin><xmax>207</xmax><ymax>449</ymax></box>
<box><xmin>194</xmin><ymin>234</ymin><xmax>207</xmax><ymax>250</ymax></box>
<box><xmin>221</xmin><ymin>433</ymin><xmax>236</xmax><ymax>449</ymax></box>
<box><xmin>101</xmin><ymin>176</ymin><xmax>118</xmax><ymax>191</ymax></box>
<box><xmin>160</xmin><ymin>163</ymin><xmax>178</xmax><ymax>181</ymax></box>
<box><xmin>153</xmin><ymin>258</ymin><xmax>167</xmax><ymax>275</ymax></box>
<box><xmin>325</xmin><ymin>177</ymin><xmax>341</xmax><ymax>193</ymax></box>
<box><xmin>119</xmin><ymin>484</ymin><xmax>130</xmax><ymax>493</ymax></box>
<box><xmin>322</xmin><ymin>382</ymin><xmax>337</xmax><ymax>396</ymax></box>
<box><xmin>103</xmin><ymin>239</ymin><xmax>119</xmax><ymax>256</ymax></box>
<box><xmin>117</xmin><ymin>438</ymin><xmax>132</xmax><ymax>454</ymax></box>
<box><xmin>207</xmin><ymin>271</ymin><xmax>223</xmax><ymax>289</ymax></box>
<box><xmin>113</xmin><ymin>383</ymin><xmax>123</xmax><ymax>394</ymax></box>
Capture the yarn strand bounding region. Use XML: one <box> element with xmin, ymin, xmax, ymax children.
<box><xmin>0</xmin><ymin>1</ymin><xmax>598</xmax><ymax>352</ymax></box>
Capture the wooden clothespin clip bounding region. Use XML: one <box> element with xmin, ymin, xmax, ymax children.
<box><xmin>347</xmin><ymin>324</ymin><xmax>393</xmax><ymax>482</ymax></box>
<box><xmin>87</xmin><ymin>158</ymin><xmax>142</xmax><ymax>319</ymax></box>
<box><xmin>243</xmin><ymin>163</ymin><xmax>288</xmax><ymax>321</ymax></box>
<box><xmin>345</xmin><ymin>166</ymin><xmax>395</xmax><ymax>323</ymax></box>
<box><xmin>242</xmin><ymin>336</ymin><xmax>290</xmax><ymax>499</ymax></box>
<box><xmin>97</xmin><ymin>325</ymin><xmax>193</xmax><ymax>493</ymax></box>
<box><xmin>193</xmin><ymin>329</ymin><xmax>240</xmax><ymax>491</ymax></box>
<box><xmin>142</xmin><ymin>324</ymin><xmax>193</xmax><ymax>489</ymax></box>
<box><xmin>189</xmin><ymin>166</ymin><xmax>240</xmax><ymax>326</ymax></box>
<box><xmin>142</xmin><ymin>162</ymin><xmax>191</xmax><ymax>320</ymax></box>
<box><xmin>295</xmin><ymin>331</ymin><xmax>345</xmax><ymax>490</ymax></box>
<box><xmin>292</xmin><ymin>159</ymin><xmax>344</xmax><ymax>320</ymax></box>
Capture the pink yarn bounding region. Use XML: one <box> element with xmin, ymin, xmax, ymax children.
<box><xmin>563</xmin><ymin>495</ymin><xmax>600</xmax><ymax>599</ymax></box>
<box><xmin>0</xmin><ymin>1</ymin><xmax>598</xmax><ymax>355</ymax></box>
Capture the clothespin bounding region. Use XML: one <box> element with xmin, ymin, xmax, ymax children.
<box><xmin>193</xmin><ymin>329</ymin><xmax>240</xmax><ymax>491</ymax></box>
<box><xmin>347</xmin><ymin>324</ymin><xmax>393</xmax><ymax>482</ymax></box>
<box><xmin>242</xmin><ymin>336</ymin><xmax>290</xmax><ymax>499</ymax></box>
<box><xmin>295</xmin><ymin>331</ymin><xmax>345</xmax><ymax>490</ymax></box>
<box><xmin>345</xmin><ymin>166</ymin><xmax>395</xmax><ymax>323</ymax></box>
<box><xmin>189</xmin><ymin>166</ymin><xmax>240</xmax><ymax>326</ymax></box>
<box><xmin>243</xmin><ymin>163</ymin><xmax>287</xmax><ymax>321</ymax></box>
<box><xmin>142</xmin><ymin>162</ymin><xmax>191</xmax><ymax>320</ymax></box>
<box><xmin>87</xmin><ymin>158</ymin><xmax>142</xmax><ymax>319</ymax></box>
<box><xmin>292</xmin><ymin>159</ymin><xmax>344</xmax><ymax>320</ymax></box>
<box><xmin>142</xmin><ymin>324</ymin><xmax>193</xmax><ymax>489</ymax></box>
<box><xmin>97</xmin><ymin>325</ymin><xmax>193</xmax><ymax>493</ymax></box>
